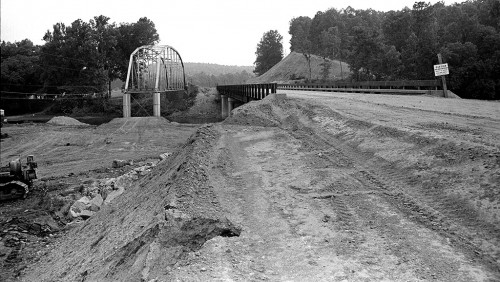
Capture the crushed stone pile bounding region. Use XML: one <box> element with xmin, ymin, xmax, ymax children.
<box><xmin>47</xmin><ymin>116</ymin><xmax>89</xmax><ymax>126</ymax></box>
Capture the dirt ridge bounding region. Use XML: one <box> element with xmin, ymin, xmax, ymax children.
<box><xmin>19</xmin><ymin>125</ymin><xmax>241</xmax><ymax>281</ymax></box>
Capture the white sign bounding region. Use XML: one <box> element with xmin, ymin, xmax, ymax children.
<box><xmin>434</xmin><ymin>63</ymin><xmax>449</xmax><ymax>76</ymax></box>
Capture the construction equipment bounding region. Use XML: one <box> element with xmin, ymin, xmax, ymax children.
<box><xmin>0</xmin><ymin>155</ymin><xmax>37</xmax><ymax>201</ymax></box>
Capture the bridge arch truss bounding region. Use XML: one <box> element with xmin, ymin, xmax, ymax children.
<box><xmin>123</xmin><ymin>45</ymin><xmax>186</xmax><ymax>117</ymax></box>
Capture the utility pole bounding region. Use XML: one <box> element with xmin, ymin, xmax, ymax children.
<box><xmin>437</xmin><ymin>53</ymin><xmax>448</xmax><ymax>98</ymax></box>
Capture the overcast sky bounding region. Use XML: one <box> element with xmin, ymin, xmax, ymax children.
<box><xmin>1</xmin><ymin>0</ymin><xmax>456</xmax><ymax>66</ymax></box>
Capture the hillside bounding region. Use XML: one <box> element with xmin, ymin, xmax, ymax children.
<box><xmin>248</xmin><ymin>51</ymin><xmax>350</xmax><ymax>83</ymax></box>
<box><xmin>184</xmin><ymin>62</ymin><xmax>253</xmax><ymax>76</ymax></box>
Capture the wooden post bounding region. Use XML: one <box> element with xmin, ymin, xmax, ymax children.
<box><xmin>438</xmin><ymin>53</ymin><xmax>448</xmax><ymax>98</ymax></box>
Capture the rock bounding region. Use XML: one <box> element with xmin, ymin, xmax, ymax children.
<box><xmin>79</xmin><ymin>210</ymin><xmax>94</xmax><ymax>219</ymax></box>
<box><xmin>70</xmin><ymin>201</ymin><xmax>87</xmax><ymax>217</ymax></box>
<box><xmin>159</xmin><ymin>152</ymin><xmax>171</xmax><ymax>160</ymax></box>
<box><xmin>104</xmin><ymin>186</ymin><xmax>125</xmax><ymax>204</ymax></box>
<box><xmin>104</xmin><ymin>178</ymin><xmax>115</xmax><ymax>186</ymax></box>
<box><xmin>112</xmin><ymin>159</ymin><xmax>132</xmax><ymax>168</ymax></box>
<box><xmin>114</xmin><ymin>175</ymin><xmax>134</xmax><ymax>190</ymax></box>
<box><xmin>77</xmin><ymin>196</ymin><xmax>91</xmax><ymax>205</ymax></box>
<box><xmin>89</xmin><ymin>194</ymin><xmax>103</xmax><ymax>211</ymax></box>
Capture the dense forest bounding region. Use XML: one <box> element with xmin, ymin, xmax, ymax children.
<box><xmin>289</xmin><ymin>0</ymin><xmax>500</xmax><ymax>99</ymax></box>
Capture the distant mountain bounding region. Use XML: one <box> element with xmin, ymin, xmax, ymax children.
<box><xmin>184</xmin><ymin>62</ymin><xmax>254</xmax><ymax>76</ymax></box>
<box><xmin>248</xmin><ymin>52</ymin><xmax>350</xmax><ymax>83</ymax></box>
<box><xmin>184</xmin><ymin>62</ymin><xmax>255</xmax><ymax>87</ymax></box>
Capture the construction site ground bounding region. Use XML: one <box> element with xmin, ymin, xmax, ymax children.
<box><xmin>1</xmin><ymin>91</ymin><xmax>499</xmax><ymax>281</ymax></box>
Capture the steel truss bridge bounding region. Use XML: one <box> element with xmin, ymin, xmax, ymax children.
<box><xmin>123</xmin><ymin>45</ymin><xmax>186</xmax><ymax>117</ymax></box>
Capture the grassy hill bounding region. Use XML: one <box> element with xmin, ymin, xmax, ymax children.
<box><xmin>184</xmin><ymin>62</ymin><xmax>253</xmax><ymax>76</ymax></box>
<box><xmin>248</xmin><ymin>52</ymin><xmax>350</xmax><ymax>83</ymax></box>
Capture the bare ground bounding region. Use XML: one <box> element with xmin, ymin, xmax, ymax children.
<box><xmin>1</xmin><ymin>91</ymin><xmax>499</xmax><ymax>281</ymax></box>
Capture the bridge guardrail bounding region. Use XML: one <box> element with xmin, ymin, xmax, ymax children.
<box><xmin>217</xmin><ymin>83</ymin><xmax>277</xmax><ymax>101</ymax></box>
<box><xmin>278</xmin><ymin>80</ymin><xmax>441</xmax><ymax>95</ymax></box>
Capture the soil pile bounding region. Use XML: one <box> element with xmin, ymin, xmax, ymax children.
<box><xmin>20</xmin><ymin>125</ymin><xmax>241</xmax><ymax>281</ymax></box>
<box><xmin>47</xmin><ymin>116</ymin><xmax>89</xmax><ymax>126</ymax></box>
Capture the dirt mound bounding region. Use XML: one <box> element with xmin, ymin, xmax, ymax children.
<box><xmin>248</xmin><ymin>51</ymin><xmax>350</xmax><ymax>83</ymax></box>
<box><xmin>20</xmin><ymin>125</ymin><xmax>241</xmax><ymax>281</ymax></box>
<box><xmin>47</xmin><ymin>116</ymin><xmax>89</xmax><ymax>126</ymax></box>
<box><xmin>224</xmin><ymin>94</ymin><xmax>312</xmax><ymax>130</ymax></box>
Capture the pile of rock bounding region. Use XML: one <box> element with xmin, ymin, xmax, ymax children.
<box><xmin>69</xmin><ymin>160</ymin><xmax>160</xmax><ymax>219</ymax></box>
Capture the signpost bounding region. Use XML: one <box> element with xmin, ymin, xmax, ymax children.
<box><xmin>435</xmin><ymin>54</ymin><xmax>449</xmax><ymax>98</ymax></box>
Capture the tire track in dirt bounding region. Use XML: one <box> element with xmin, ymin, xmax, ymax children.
<box><xmin>285</xmin><ymin>98</ymin><xmax>500</xmax><ymax>274</ymax></box>
<box><xmin>223</xmin><ymin>94</ymin><xmax>500</xmax><ymax>277</ymax></box>
<box><xmin>174</xmin><ymin>108</ymin><xmax>498</xmax><ymax>281</ymax></box>
<box><xmin>287</xmin><ymin>124</ymin><xmax>499</xmax><ymax>280</ymax></box>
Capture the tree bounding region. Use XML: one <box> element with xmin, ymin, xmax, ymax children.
<box><xmin>289</xmin><ymin>16</ymin><xmax>312</xmax><ymax>52</ymax></box>
<box><xmin>290</xmin><ymin>17</ymin><xmax>313</xmax><ymax>79</ymax></box>
<box><xmin>116</xmin><ymin>17</ymin><xmax>160</xmax><ymax>80</ymax></box>
<box><xmin>39</xmin><ymin>16</ymin><xmax>160</xmax><ymax>95</ymax></box>
<box><xmin>0</xmin><ymin>39</ymin><xmax>42</xmax><ymax>94</ymax></box>
<box><xmin>321</xmin><ymin>27</ymin><xmax>344</xmax><ymax>79</ymax></box>
<box><xmin>254</xmin><ymin>30</ymin><xmax>283</xmax><ymax>76</ymax></box>
<box><xmin>346</xmin><ymin>26</ymin><xmax>382</xmax><ymax>80</ymax></box>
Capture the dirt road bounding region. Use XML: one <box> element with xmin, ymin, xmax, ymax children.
<box><xmin>168</xmin><ymin>93</ymin><xmax>499</xmax><ymax>281</ymax></box>
<box><xmin>5</xmin><ymin>92</ymin><xmax>500</xmax><ymax>281</ymax></box>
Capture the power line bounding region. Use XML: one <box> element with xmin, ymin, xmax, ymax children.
<box><xmin>0</xmin><ymin>96</ymin><xmax>103</xmax><ymax>100</ymax></box>
<box><xmin>2</xmin><ymin>83</ymin><xmax>102</xmax><ymax>89</ymax></box>
<box><xmin>1</xmin><ymin>91</ymin><xmax>99</xmax><ymax>96</ymax></box>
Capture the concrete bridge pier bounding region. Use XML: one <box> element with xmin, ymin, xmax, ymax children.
<box><xmin>228</xmin><ymin>97</ymin><xmax>236</xmax><ymax>114</ymax></box>
<box><xmin>153</xmin><ymin>92</ymin><xmax>161</xmax><ymax>117</ymax></box>
<box><xmin>221</xmin><ymin>95</ymin><xmax>228</xmax><ymax>118</ymax></box>
<box><xmin>123</xmin><ymin>93</ymin><xmax>131</xmax><ymax>118</ymax></box>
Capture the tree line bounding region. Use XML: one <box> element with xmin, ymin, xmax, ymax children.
<box><xmin>1</xmin><ymin>16</ymin><xmax>159</xmax><ymax>97</ymax></box>
<box><xmin>286</xmin><ymin>0</ymin><xmax>500</xmax><ymax>99</ymax></box>
<box><xmin>187</xmin><ymin>71</ymin><xmax>254</xmax><ymax>87</ymax></box>
<box><xmin>184</xmin><ymin>63</ymin><xmax>254</xmax><ymax>87</ymax></box>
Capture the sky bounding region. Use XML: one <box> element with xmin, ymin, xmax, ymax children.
<box><xmin>1</xmin><ymin>0</ymin><xmax>457</xmax><ymax>66</ymax></box>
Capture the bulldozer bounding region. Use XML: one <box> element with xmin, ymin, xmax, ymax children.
<box><xmin>0</xmin><ymin>155</ymin><xmax>37</xmax><ymax>201</ymax></box>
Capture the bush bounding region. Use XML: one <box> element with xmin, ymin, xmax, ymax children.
<box><xmin>48</xmin><ymin>97</ymin><xmax>121</xmax><ymax>116</ymax></box>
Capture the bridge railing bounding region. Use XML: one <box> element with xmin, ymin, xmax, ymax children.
<box><xmin>217</xmin><ymin>83</ymin><xmax>277</xmax><ymax>101</ymax></box>
<box><xmin>278</xmin><ymin>80</ymin><xmax>441</xmax><ymax>95</ymax></box>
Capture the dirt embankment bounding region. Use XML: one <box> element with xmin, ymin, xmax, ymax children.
<box><xmin>10</xmin><ymin>93</ymin><xmax>500</xmax><ymax>281</ymax></box>
<box><xmin>0</xmin><ymin>117</ymin><xmax>199</xmax><ymax>281</ymax></box>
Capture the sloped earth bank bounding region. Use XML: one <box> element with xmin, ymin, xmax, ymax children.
<box><xmin>18</xmin><ymin>93</ymin><xmax>500</xmax><ymax>281</ymax></box>
<box><xmin>0</xmin><ymin>117</ymin><xmax>199</xmax><ymax>281</ymax></box>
